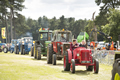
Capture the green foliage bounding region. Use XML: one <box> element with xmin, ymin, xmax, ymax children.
<box><xmin>106</xmin><ymin>9</ymin><xmax>120</xmax><ymax>41</ymax></box>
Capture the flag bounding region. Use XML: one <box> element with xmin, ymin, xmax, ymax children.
<box><xmin>1</xmin><ymin>27</ymin><xmax>6</xmax><ymax>39</ymax></box>
<box><xmin>39</xmin><ymin>28</ymin><xmax>42</xmax><ymax>31</ymax></box>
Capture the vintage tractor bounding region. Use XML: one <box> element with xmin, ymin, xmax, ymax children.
<box><xmin>32</xmin><ymin>28</ymin><xmax>52</xmax><ymax>60</ymax></box>
<box><xmin>14</xmin><ymin>39</ymin><xmax>22</xmax><ymax>54</ymax></box>
<box><xmin>20</xmin><ymin>37</ymin><xmax>33</xmax><ymax>55</ymax></box>
<box><xmin>63</xmin><ymin>47</ymin><xmax>99</xmax><ymax>73</ymax></box>
<box><xmin>47</xmin><ymin>30</ymin><xmax>72</xmax><ymax>65</ymax></box>
<box><xmin>3</xmin><ymin>39</ymin><xmax>21</xmax><ymax>54</ymax></box>
<box><xmin>111</xmin><ymin>51</ymin><xmax>120</xmax><ymax>80</ymax></box>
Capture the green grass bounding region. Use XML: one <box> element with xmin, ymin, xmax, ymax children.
<box><xmin>0</xmin><ymin>52</ymin><xmax>113</xmax><ymax>80</ymax></box>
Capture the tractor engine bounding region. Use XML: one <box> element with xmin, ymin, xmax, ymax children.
<box><xmin>76</xmin><ymin>48</ymin><xmax>92</xmax><ymax>64</ymax></box>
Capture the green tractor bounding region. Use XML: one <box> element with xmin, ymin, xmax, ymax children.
<box><xmin>31</xmin><ymin>28</ymin><xmax>52</xmax><ymax>60</ymax></box>
<box><xmin>111</xmin><ymin>37</ymin><xmax>120</xmax><ymax>80</ymax></box>
<box><xmin>111</xmin><ymin>51</ymin><xmax>120</xmax><ymax>80</ymax></box>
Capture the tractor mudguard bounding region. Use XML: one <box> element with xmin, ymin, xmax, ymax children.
<box><xmin>67</xmin><ymin>49</ymin><xmax>72</xmax><ymax>63</ymax></box>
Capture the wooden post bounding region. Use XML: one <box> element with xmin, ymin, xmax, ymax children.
<box><xmin>92</xmin><ymin>12</ymin><xmax>97</xmax><ymax>41</ymax></box>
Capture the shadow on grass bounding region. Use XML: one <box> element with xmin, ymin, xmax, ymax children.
<box><xmin>62</xmin><ymin>70</ymin><xmax>92</xmax><ymax>76</ymax></box>
<box><xmin>44</xmin><ymin>63</ymin><xmax>63</xmax><ymax>67</ymax></box>
<box><xmin>31</xmin><ymin>58</ymin><xmax>47</xmax><ymax>61</ymax></box>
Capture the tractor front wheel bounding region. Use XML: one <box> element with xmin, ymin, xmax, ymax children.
<box><xmin>37</xmin><ymin>47</ymin><xmax>41</xmax><ymax>60</ymax></box>
<box><xmin>52</xmin><ymin>54</ymin><xmax>56</xmax><ymax>65</ymax></box>
<box><xmin>47</xmin><ymin>44</ymin><xmax>53</xmax><ymax>64</ymax></box>
<box><xmin>64</xmin><ymin>51</ymin><xmax>70</xmax><ymax>71</ymax></box>
<box><xmin>70</xmin><ymin>59</ymin><xmax>75</xmax><ymax>73</ymax></box>
<box><xmin>17</xmin><ymin>48</ymin><xmax>19</xmax><ymax>54</ymax></box>
<box><xmin>3</xmin><ymin>47</ymin><xmax>8</xmax><ymax>53</ymax></box>
<box><xmin>31</xmin><ymin>46</ymin><xmax>34</xmax><ymax>56</ymax></box>
<box><xmin>23</xmin><ymin>49</ymin><xmax>25</xmax><ymax>55</ymax></box>
<box><xmin>94</xmin><ymin>60</ymin><xmax>99</xmax><ymax>74</ymax></box>
<box><xmin>111</xmin><ymin>58</ymin><xmax>120</xmax><ymax>80</ymax></box>
<box><xmin>10</xmin><ymin>50</ymin><xmax>13</xmax><ymax>53</ymax></box>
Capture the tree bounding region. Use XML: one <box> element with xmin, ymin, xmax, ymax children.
<box><xmin>104</xmin><ymin>9</ymin><xmax>120</xmax><ymax>41</ymax></box>
<box><xmin>0</xmin><ymin>0</ymin><xmax>10</xmax><ymax>43</ymax></box>
<box><xmin>9</xmin><ymin>0</ymin><xmax>25</xmax><ymax>39</ymax></box>
<box><xmin>95</xmin><ymin>0</ymin><xmax>120</xmax><ymax>14</ymax></box>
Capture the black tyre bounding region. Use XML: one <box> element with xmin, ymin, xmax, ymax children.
<box><xmin>86</xmin><ymin>66</ymin><xmax>93</xmax><ymax>71</ymax></box>
<box><xmin>64</xmin><ymin>51</ymin><xmax>70</xmax><ymax>71</ymax></box>
<box><xmin>37</xmin><ymin>47</ymin><xmax>41</xmax><ymax>60</ymax></box>
<box><xmin>20</xmin><ymin>45</ymin><xmax>24</xmax><ymax>55</ymax></box>
<box><xmin>14</xmin><ymin>46</ymin><xmax>17</xmax><ymax>54</ymax></box>
<box><xmin>111</xmin><ymin>58</ymin><xmax>120</xmax><ymax>80</ymax></box>
<box><xmin>47</xmin><ymin>44</ymin><xmax>53</xmax><ymax>64</ymax></box>
<box><xmin>57</xmin><ymin>57</ymin><xmax>62</xmax><ymax>60</ymax></box>
<box><xmin>52</xmin><ymin>54</ymin><xmax>56</xmax><ymax>65</ymax></box>
<box><xmin>3</xmin><ymin>47</ymin><xmax>8</xmax><ymax>53</ymax></box>
<box><xmin>70</xmin><ymin>59</ymin><xmax>75</xmax><ymax>73</ymax></box>
<box><xmin>10</xmin><ymin>50</ymin><xmax>13</xmax><ymax>53</ymax></box>
<box><xmin>31</xmin><ymin>46</ymin><xmax>34</xmax><ymax>56</ymax></box>
<box><xmin>23</xmin><ymin>49</ymin><xmax>25</xmax><ymax>55</ymax></box>
<box><xmin>17</xmin><ymin>48</ymin><xmax>19</xmax><ymax>54</ymax></box>
<box><xmin>94</xmin><ymin>60</ymin><xmax>99</xmax><ymax>74</ymax></box>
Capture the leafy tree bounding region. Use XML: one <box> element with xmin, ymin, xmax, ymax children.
<box><xmin>95</xmin><ymin>0</ymin><xmax>120</xmax><ymax>14</ymax></box>
<box><xmin>0</xmin><ymin>0</ymin><xmax>10</xmax><ymax>43</ymax></box>
<box><xmin>105</xmin><ymin>9</ymin><xmax>120</xmax><ymax>41</ymax></box>
<box><xmin>9</xmin><ymin>0</ymin><xmax>25</xmax><ymax>39</ymax></box>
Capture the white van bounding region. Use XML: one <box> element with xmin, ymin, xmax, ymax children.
<box><xmin>97</xmin><ymin>41</ymin><xmax>105</xmax><ymax>50</ymax></box>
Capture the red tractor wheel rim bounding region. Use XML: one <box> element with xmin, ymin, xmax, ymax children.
<box><xmin>64</xmin><ymin>56</ymin><xmax>66</xmax><ymax>68</ymax></box>
<box><xmin>94</xmin><ymin>61</ymin><xmax>96</xmax><ymax>72</ymax></box>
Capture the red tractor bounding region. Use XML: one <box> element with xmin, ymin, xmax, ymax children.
<box><xmin>47</xmin><ymin>30</ymin><xmax>72</xmax><ymax>65</ymax></box>
<box><xmin>64</xmin><ymin>47</ymin><xmax>99</xmax><ymax>73</ymax></box>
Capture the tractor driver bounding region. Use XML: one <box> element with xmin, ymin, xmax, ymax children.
<box><xmin>60</xmin><ymin>33</ymin><xmax>66</xmax><ymax>41</ymax></box>
<box><xmin>70</xmin><ymin>39</ymin><xmax>79</xmax><ymax>58</ymax></box>
<box><xmin>70</xmin><ymin>39</ymin><xmax>79</xmax><ymax>51</ymax></box>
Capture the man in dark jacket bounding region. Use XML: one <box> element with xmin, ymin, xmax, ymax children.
<box><xmin>70</xmin><ymin>39</ymin><xmax>79</xmax><ymax>51</ymax></box>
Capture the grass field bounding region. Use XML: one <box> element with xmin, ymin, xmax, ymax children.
<box><xmin>0</xmin><ymin>52</ymin><xmax>112</xmax><ymax>80</ymax></box>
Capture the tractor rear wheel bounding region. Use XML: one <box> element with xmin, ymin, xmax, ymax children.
<box><xmin>23</xmin><ymin>49</ymin><xmax>25</xmax><ymax>55</ymax></box>
<box><xmin>86</xmin><ymin>66</ymin><xmax>93</xmax><ymax>71</ymax></box>
<box><xmin>31</xmin><ymin>46</ymin><xmax>34</xmax><ymax>56</ymax></box>
<box><xmin>111</xmin><ymin>58</ymin><xmax>120</xmax><ymax>80</ymax></box>
<box><xmin>3</xmin><ymin>47</ymin><xmax>8</xmax><ymax>53</ymax></box>
<box><xmin>37</xmin><ymin>47</ymin><xmax>41</xmax><ymax>60</ymax></box>
<box><xmin>70</xmin><ymin>59</ymin><xmax>75</xmax><ymax>73</ymax></box>
<box><xmin>94</xmin><ymin>60</ymin><xmax>99</xmax><ymax>74</ymax></box>
<box><xmin>47</xmin><ymin>44</ymin><xmax>53</xmax><ymax>64</ymax></box>
<box><xmin>64</xmin><ymin>51</ymin><xmax>70</xmax><ymax>71</ymax></box>
<box><xmin>52</xmin><ymin>54</ymin><xmax>56</xmax><ymax>65</ymax></box>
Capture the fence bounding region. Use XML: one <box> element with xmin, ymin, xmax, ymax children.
<box><xmin>92</xmin><ymin>50</ymin><xmax>115</xmax><ymax>65</ymax></box>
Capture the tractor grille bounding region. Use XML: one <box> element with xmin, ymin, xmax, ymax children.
<box><xmin>81</xmin><ymin>51</ymin><xmax>89</xmax><ymax>61</ymax></box>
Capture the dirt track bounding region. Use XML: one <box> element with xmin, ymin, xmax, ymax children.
<box><xmin>0</xmin><ymin>53</ymin><xmax>112</xmax><ymax>80</ymax></box>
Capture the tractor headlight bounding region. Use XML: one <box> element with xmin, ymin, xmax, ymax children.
<box><xmin>77</xmin><ymin>53</ymin><xmax>79</xmax><ymax>56</ymax></box>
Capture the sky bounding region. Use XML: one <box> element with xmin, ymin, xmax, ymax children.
<box><xmin>20</xmin><ymin>0</ymin><xmax>101</xmax><ymax>20</ymax></box>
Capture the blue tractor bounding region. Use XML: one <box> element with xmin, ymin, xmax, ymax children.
<box><xmin>14</xmin><ymin>39</ymin><xmax>22</xmax><ymax>54</ymax></box>
<box><xmin>3</xmin><ymin>39</ymin><xmax>22</xmax><ymax>54</ymax></box>
<box><xmin>20</xmin><ymin>37</ymin><xmax>33</xmax><ymax>55</ymax></box>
